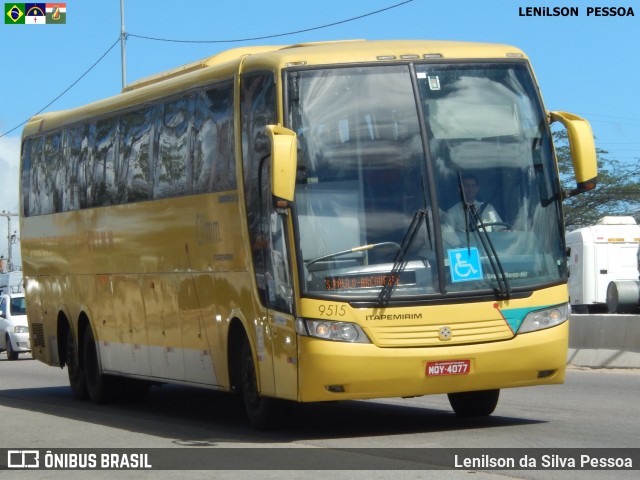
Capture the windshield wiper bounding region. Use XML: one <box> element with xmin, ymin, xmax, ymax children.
<box><xmin>457</xmin><ymin>172</ymin><xmax>511</xmax><ymax>299</ymax></box>
<box><xmin>377</xmin><ymin>209</ymin><xmax>429</xmax><ymax>307</ymax></box>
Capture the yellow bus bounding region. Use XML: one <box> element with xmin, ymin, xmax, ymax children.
<box><xmin>20</xmin><ymin>40</ymin><xmax>597</xmax><ymax>429</ymax></box>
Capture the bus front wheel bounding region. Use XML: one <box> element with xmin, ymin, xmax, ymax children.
<box><xmin>447</xmin><ymin>389</ymin><xmax>500</xmax><ymax>417</ymax></box>
<box><xmin>240</xmin><ymin>338</ymin><xmax>287</xmax><ymax>430</ymax></box>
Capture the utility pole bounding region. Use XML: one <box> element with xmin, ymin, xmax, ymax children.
<box><xmin>120</xmin><ymin>0</ymin><xmax>127</xmax><ymax>89</ymax></box>
<box><xmin>0</xmin><ymin>211</ymin><xmax>18</xmax><ymax>272</ymax></box>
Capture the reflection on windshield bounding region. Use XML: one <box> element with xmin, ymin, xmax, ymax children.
<box><xmin>286</xmin><ymin>63</ymin><xmax>565</xmax><ymax>301</ymax></box>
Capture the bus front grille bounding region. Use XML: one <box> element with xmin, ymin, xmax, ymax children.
<box><xmin>368</xmin><ymin>319</ymin><xmax>514</xmax><ymax>347</ymax></box>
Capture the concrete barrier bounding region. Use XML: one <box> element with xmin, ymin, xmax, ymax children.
<box><xmin>568</xmin><ymin>314</ymin><xmax>640</xmax><ymax>368</ymax></box>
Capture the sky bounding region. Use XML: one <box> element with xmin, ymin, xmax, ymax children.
<box><xmin>1</xmin><ymin>0</ymin><xmax>639</xmax><ymax>268</ymax></box>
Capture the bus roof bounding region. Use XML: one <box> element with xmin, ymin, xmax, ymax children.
<box><xmin>22</xmin><ymin>39</ymin><xmax>528</xmax><ymax>138</ymax></box>
<box><xmin>120</xmin><ymin>45</ymin><xmax>283</xmax><ymax>93</ymax></box>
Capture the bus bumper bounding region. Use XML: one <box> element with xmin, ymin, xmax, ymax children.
<box><xmin>297</xmin><ymin>321</ymin><xmax>568</xmax><ymax>402</ymax></box>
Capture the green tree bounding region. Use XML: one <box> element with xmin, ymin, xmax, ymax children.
<box><xmin>555</xmin><ymin>130</ymin><xmax>640</xmax><ymax>230</ymax></box>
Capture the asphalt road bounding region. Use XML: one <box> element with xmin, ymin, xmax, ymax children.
<box><xmin>0</xmin><ymin>353</ymin><xmax>638</xmax><ymax>479</ymax></box>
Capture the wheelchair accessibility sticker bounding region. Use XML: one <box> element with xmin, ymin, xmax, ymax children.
<box><xmin>448</xmin><ymin>247</ymin><xmax>483</xmax><ymax>282</ymax></box>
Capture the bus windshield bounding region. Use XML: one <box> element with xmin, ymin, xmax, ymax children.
<box><xmin>287</xmin><ymin>62</ymin><xmax>565</xmax><ymax>301</ymax></box>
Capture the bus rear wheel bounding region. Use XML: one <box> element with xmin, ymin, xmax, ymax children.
<box><xmin>447</xmin><ymin>389</ymin><xmax>500</xmax><ymax>417</ymax></box>
<box><xmin>83</xmin><ymin>326</ymin><xmax>119</xmax><ymax>404</ymax></box>
<box><xmin>240</xmin><ymin>338</ymin><xmax>287</xmax><ymax>430</ymax></box>
<box><xmin>66</xmin><ymin>328</ymin><xmax>88</xmax><ymax>400</ymax></box>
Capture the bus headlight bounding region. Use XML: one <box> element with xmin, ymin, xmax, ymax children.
<box><xmin>296</xmin><ymin>318</ymin><xmax>370</xmax><ymax>343</ymax></box>
<box><xmin>518</xmin><ymin>304</ymin><xmax>569</xmax><ymax>333</ymax></box>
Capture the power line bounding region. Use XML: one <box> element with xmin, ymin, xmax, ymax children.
<box><xmin>0</xmin><ymin>1</ymin><xmax>415</xmax><ymax>139</ymax></box>
<box><xmin>0</xmin><ymin>37</ymin><xmax>121</xmax><ymax>139</ymax></box>
<box><xmin>127</xmin><ymin>1</ymin><xmax>415</xmax><ymax>44</ymax></box>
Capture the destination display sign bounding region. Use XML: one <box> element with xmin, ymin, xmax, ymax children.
<box><xmin>324</xmin><ymin>271</ymin><xmax>417</xmax><ymax>291</ymax></box>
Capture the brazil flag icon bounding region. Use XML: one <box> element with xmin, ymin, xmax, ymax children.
<box><xmin>5</xmin><ymin>4</ymin><xmax>26</xmax><ymax>24</ymax></box>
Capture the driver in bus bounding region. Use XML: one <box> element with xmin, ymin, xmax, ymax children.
<box><xmin>446</xmin><ymin>173</ymin><xmax>502</xmax><ymax>232</ymax></box>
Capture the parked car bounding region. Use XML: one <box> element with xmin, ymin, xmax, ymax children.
<box><xmin>0</xmin><ymin>293</ymin><xmax>30</xmax><ymax>360</ymax></box>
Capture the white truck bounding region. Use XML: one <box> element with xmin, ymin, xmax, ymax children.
<box><xmin>566</xmin><ymin>216</ymin><xmax>640</xmax><ymax>313</ymax></box>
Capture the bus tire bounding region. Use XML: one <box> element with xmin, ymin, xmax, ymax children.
<box><xmin>240</xmin><ymin>338</ymin><xmax>287</xmax><ymax>430</ymax></box>
<box><xmin>83</xmin><ymin>326</ymin><xmax>118</xmax><ymax>404</ymax></box>
<box><xmin>447</xmin><ymin>389</ymin><xmax>500</xmax><ymax>417</ymax></box>
<box><xmin>66</xmin><ymin>328</ymin><xmax>88</xmax><ymax>400</ymax></box>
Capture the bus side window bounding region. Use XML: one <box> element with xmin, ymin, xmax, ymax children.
<box><xmin>21</xmin><ymin>139</ymin><xmax>31</xmax><ymax>217</ymax></box>
<box><xmin>156</xmin><ymin>96</ymin><xmax>194</xmax><ymax>199</ymax></box>
<box><xmin>121</xmin><ymin>107</ymin><xmax>154</xmax><ymax>202</ymax></box>
<box><xmin>67</xmin><ymin>123</ymin><xmax>93</xmax><ymax>211</ymax></box>
<box><xmin>45</xmin><ymin>131</ymin><xmax>64</xmax><ymax>214</ymax></box>
<box><xmin>93</xmin><ymin>116</ymin><xmax>119</xmax><ymax>206</ymax></box>
<box><xmin>193</xmin><ymin>82</ymin><xmax>236</xmax><ymax>194</ymax></box>
<box><xmin>29</xmin><ymin>136</ymin><xmax>46</xmax><ymax>216</ymax></box>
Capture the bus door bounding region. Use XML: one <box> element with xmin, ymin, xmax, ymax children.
<box><xmin>241</xmin><ymin>71</ymin><xmax>298</xmax><ymax>400</ymax></box>
<box><xmin>258</xmin><ymin>157</ymin><xmax>298</xmax><ymax>400</ymax></box>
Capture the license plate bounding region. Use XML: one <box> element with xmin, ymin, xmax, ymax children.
<box><xmin>426</xmin><ymin>360</ymin><xmax>470</xmax><ymax>376</ymax></box>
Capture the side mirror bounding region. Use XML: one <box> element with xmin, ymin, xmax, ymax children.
<box><xmin>549</xmin><ymin>111</ymin><xmax>597</xmax><ymax>197</ymax></box>
<box><xmin>266</xmin><ymin>125</ymin><xmax>297</xmax><ymax>207</ymax></box>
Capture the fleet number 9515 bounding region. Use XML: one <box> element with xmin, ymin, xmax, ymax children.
<box><xmin>318</xmin><ymin>304</ymin><xmax>346</xmax><ymax>317</ymax></box>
